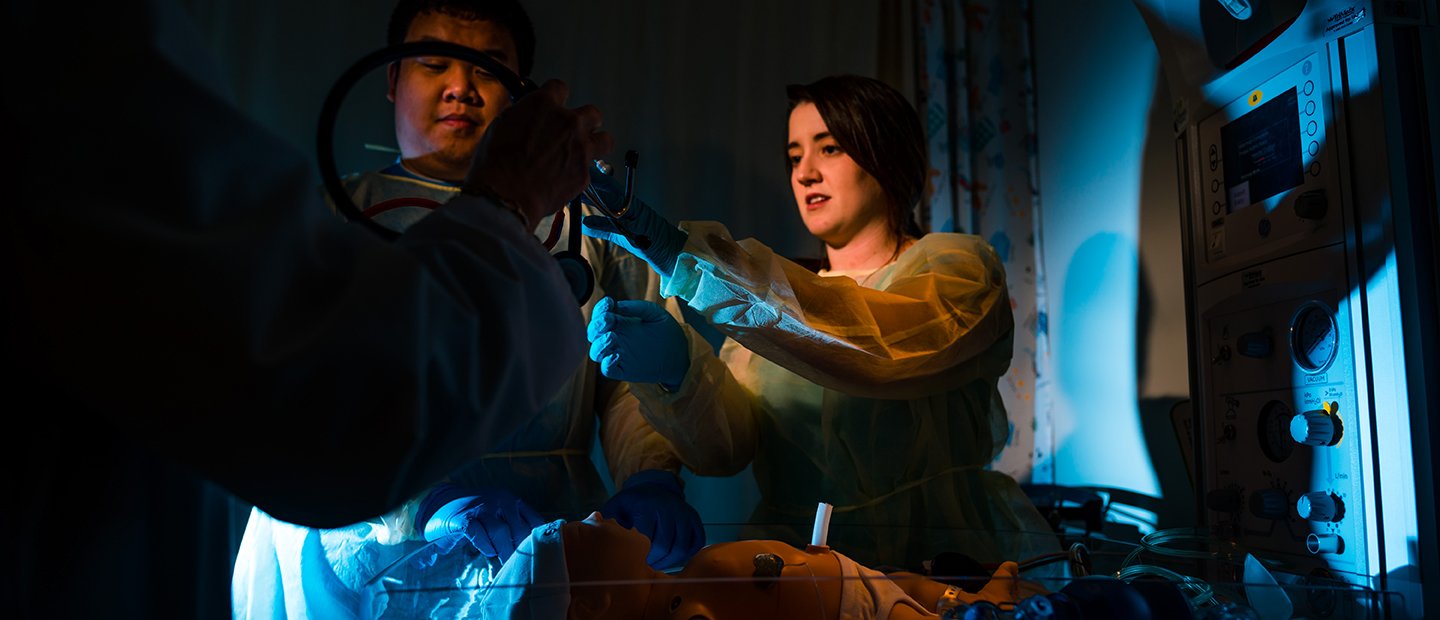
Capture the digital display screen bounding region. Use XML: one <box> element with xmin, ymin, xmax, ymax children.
<box><xmin>1220</xmin><ymin>87</ymin><xmax>1303</xmax><ymax>213</ymax></box>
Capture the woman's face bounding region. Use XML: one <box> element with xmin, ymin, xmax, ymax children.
<box><xmin>787</xmin><ymin>102</ymin><xmax>889</xmax><ymax>248</ymax></box>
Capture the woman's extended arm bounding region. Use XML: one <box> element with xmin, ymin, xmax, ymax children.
<box><xmin>629</xmin><ymin>327</ymin><xmax>760</xmax><ymax>476</ymax></box>
<box><xmin>662</xmin><ymin>222</ymin><xmax>1014</xmax><ymax>399</ymax></box>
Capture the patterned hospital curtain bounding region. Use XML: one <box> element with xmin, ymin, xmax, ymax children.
<box><xmin>914</xmin><ymin>0</ymin><xmax>1053</xmax><ymax>484</ymax></box>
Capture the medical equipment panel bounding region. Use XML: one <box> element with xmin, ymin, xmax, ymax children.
<box><xmin>1138</xmin><ymin>0</ymin><xmax>1439</xmax><ymax>617</ymax></box>
<box><xmin>1197</xmin><ymin>245</ymin><xmax>1368</xmax><ymax>579</ymax></box>
<box><xmin>1192</xmin><ymin>53</ymin><xmax>1345</xmax><ymax>286</ymax></box>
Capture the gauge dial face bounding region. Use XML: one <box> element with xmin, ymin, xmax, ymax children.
<box><xmin>1258</xmin><ymin>400</ymin><xmax>1295</xmax><ymax>463</ymax></box>
<box><xmin>1291</xmin><ymin>303</ymin><xmax>1338</xmax><ymax>372</ymax></box>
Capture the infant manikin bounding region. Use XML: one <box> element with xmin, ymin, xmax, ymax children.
<box><xmin>477</xmin><ymin>511</ymin><xmax>1024</xmax><ymax>619</ymax></box>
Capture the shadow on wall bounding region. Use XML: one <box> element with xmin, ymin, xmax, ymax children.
<box><xmin>1135</xmin><ymin>65</ymin><xmax>1196</xmax><ymax>530</ymax></box>
<box><xmin>1056</xmin><ymin>228</ymin><xmax>1204</xmax><ymax>524</ymax></box>
<box><xmin>1136</xmin><ymin>259</ymin><xmax>1195</xmax><ymax>530</ymax></box>
<box><xmin>1051</xmin><ymin>231</ymin><xmax>1192</xmax><ymax>532</ymax></box>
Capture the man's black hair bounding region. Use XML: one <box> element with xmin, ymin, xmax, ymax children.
<box><xmin>387</xmin><ymin>0</ymin><xmax>536</xmax><ymax>77</ymax></box>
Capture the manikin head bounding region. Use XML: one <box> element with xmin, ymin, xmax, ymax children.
<box><xmin>384</xmin><ymin>0</ymin><xmax>536</xmax><ymax>183</ymax></box>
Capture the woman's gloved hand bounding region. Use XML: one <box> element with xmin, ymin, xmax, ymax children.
<box><xmin>417</xmin><ymin>483</ymin><xmax>544</xmax><ymax>561</ymax></box>
<box><xmin>580</xmin><ymin>164</ymin><xmax>688</xmax><ymax>277</ymax></box>
<box><xmin>587</xmin><ymin>296</ymin><xmax>689</xmax><ymax>390</ymax></box>
<box><xmin>599</xmin><ymin>469</ymin><xmax>705</xmax><ymax>570</ymax></box>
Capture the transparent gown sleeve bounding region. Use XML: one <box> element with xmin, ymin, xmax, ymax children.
<box><xmin>598</xmin><ymin>381</ymin><xmax>685</xmax><ymax>486</ymax></box>
<box><xmin>630</xmin><ymin>327</ymin><xmax>758</xmax><ymax>476</ymax></box>
<box><xmin>660</xmin><ymin>221</ymin><xmax>1014</xmax><ymax>400</ymax></box>
<box><xmin>594</xmin><ymin>234</ymin><xmax>687</xmax><ymax>486</ymax></box>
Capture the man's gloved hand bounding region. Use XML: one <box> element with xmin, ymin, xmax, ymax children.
<box><xmin>599</xmin><ymin>469</ymin><xmax>705</xmax><ymax>570</ymax></box>
<box><xmin>587</xmin><ymin>296</ymin><xmax>690</xmax><ymax>389</ymax></box>
<box><xmin>464</xmin><ymin>79</ymin><xmax>613</xmax><ymax>227</ymax></box>
<box><xmin>417</xmin><ymin>484</ymin><xmax>544</xmax><ymax>561</ymax></box>
<box><xmin>580</xmin><ymin>163</ymin><xmax>688</xmax><ymax>277</ymax></box>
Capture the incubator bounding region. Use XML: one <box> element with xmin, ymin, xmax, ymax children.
<box><xmin>347</xmin><ymin>502</ymin><xmax>1414</xmax><ymax>619</ymax></box>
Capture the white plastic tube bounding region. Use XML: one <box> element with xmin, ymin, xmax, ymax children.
<box><xmin>811</xmin><ymin>502</ymin><xmax>834</xmax><ymax>548</ymax></box>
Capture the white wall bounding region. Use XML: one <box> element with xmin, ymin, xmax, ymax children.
<box><xmin>1033</xmin><ymin>0</ymin><xmax>1194</xmax><ymax>528</ymax></box>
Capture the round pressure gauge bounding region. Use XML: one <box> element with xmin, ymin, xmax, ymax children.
<box><xmin>1290</xmin><ymin>302</ymin><xmax>1339</xmax><ymax>372</ymax></box>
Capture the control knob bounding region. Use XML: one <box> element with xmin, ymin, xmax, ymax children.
<box><xmin>1249</xmin><ymin>489</ymin><xmax>1289</xmax><ymax>520</ymax></box>
<box><xmin>1294</xmin><ymin>189</ymin><xmax>1328</xmax><ymax>219</ymax></box>
<box><xmin>1290</xmin><ymin>407</ymin><xmax>1340</xmax><ymax>446</ymax></box>
<box><xmin>1297</xmin><ymin>492</ymin><xmax>1344</xmax><ymax>522</ymax></box>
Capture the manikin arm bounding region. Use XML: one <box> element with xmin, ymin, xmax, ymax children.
<box><xmin>885</xmin><ymin>562</ymin><xmax>1023</xmax><ymax>616</ymax></box>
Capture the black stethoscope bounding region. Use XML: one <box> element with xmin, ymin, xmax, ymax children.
<box><xmin>317</xmin><ymin>40</ymin><xmax>647</xmax><ymax>305</ymax></box>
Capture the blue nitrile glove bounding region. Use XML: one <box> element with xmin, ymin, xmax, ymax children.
<box><xmin>580</xmin><ymin>163</ymin><xmax>688</xmax><ymax>277</ymax></box>
<box><xmin>599</xmin><ymin>469</ymin><xmax>705</xmax><ymax>570</ymax></box>
<box><xmin>416</xmin><ymin>483</ymin><xmax>544</xmax><ymax>561</ymax></box>
<box><xmin>587</xmin><ymin>296</ymin><xmax>690</xmax><ymax>389</ymax></box>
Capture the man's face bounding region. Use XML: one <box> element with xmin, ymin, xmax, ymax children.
<box><xmin>387</xmin><ymin>11</ymin><xmax>520</xmax><ymax>183</ymax></box>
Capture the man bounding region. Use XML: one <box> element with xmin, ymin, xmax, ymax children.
<box><xmin>232</xmin><ymin>2</ymin><xmax>705</xmax><ymax>617</ymax></box>
<box><xmin>4</xmin><ymin>0</ymin><xmax>611</xmax><ymax>616</ymax></box>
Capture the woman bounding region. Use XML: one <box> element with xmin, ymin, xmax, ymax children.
<box><xmin>583</xmin><ymin>74</ymin><xmax>1056</xmax><ymax>572</ymax></box>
